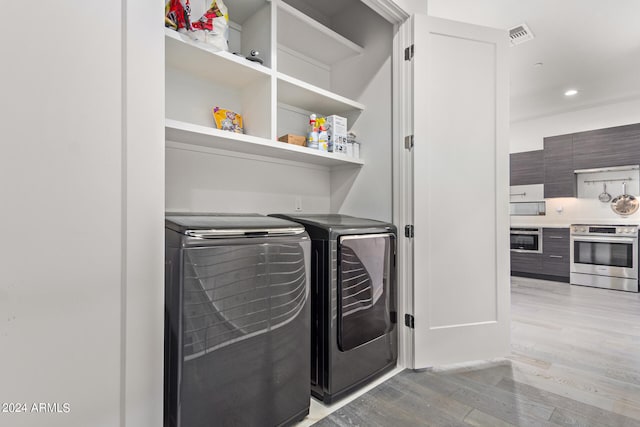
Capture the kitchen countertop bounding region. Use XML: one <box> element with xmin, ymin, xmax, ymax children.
<box><xmin>511</xmin><ymin>221</ymin><xmax>640</xmax><ymax>228</ymax></box>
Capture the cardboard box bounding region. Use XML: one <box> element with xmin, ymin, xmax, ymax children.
<box><xmin>325</xmin><ymin>115</ymin><xmax>348</xmax><ymax>154</ymax></box>
<box><xmin>278</xmin><ymin>134</ymin><xmax>306</xmax><ymax>146</ymax></box>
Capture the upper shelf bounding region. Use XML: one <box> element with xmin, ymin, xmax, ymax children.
<box><xmin>277</xmin><ymin>72</ymin><xmax>365</xmax><ymax>116</ymax></box>
<box><xmin>166</xmin><ymin>119</ymin><xmax>364</xmax><ymax>167</ymax></box>
<box><xmin>165</xmin><ymin>28</ymin><xmax>271</xmax><ymax>88</ymax></box>
<box><xmin>277</xmin><ymin>2</ymin><xmax>364</xmax><ymax>65</ymax></box>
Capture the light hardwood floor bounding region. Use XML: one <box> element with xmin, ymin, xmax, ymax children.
<box><xmin>313</xmin><ymin>278</ymin><xmax>640</xmax><ymax>426</ymax></box>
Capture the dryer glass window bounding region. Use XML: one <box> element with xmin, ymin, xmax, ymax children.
<box><xmin>337</xmin><ymin>234</ymin><xmax>395</xmax><ymax>351</ymax></box>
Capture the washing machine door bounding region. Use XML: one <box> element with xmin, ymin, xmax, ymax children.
<box><xmin>337</xmin><ymin>233</ymin><xmax>396</xmax><ymax>351</ymax></box>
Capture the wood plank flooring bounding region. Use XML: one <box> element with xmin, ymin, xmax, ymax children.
<box><xmin>312</xmin><ymin>278</ymin><xmax>640</xmax><ymax>426</ymax></box>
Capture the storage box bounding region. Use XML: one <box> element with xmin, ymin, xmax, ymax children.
<box><xmin>278</xmin><ymin>134</ymin><xmax>306</xmax><ymax>146</ymax></box>
<box><xmin>325</xmin><ymin>115</ymin><xmax>348</xmax><ymax>154</ymax></box>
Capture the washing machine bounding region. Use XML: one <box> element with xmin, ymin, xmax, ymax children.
<box><xmin>270</xmin><ymin>214</ymin><xmax>397</xmax><ymax>403</ymax></box>
<box><xmin>164</xmin><ymin>214</ymin><xmax>311</xmax><ymax>427</ymax></box>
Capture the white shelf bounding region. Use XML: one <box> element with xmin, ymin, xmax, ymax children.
<box><xmin>166</xmin><ymin>119</ymin><xmax>364</xmax><ymax>167</ymax></box>
<box><xmin>277</xmin><ymin>72</ymin><xmax>365</xmax><ymax>116</ymax></box>
<box><xmin>165</xmin><ymin>28</ymin><xmax>271</xmax><ymax>88</ymax></box>
<box><xmin>277</xmin><ymin>2</ymin><xmax>364</xmax><ymax>65</ymax></box>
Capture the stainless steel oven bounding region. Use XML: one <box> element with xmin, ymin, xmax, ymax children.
<box><xmin>510</xmin><ymin>227</ymin><xmax>542</xmax><ymax>253</ymax></box>
<box><xmin>570</xmin><ymin>224</ymin><xmax>639</xmax><ymax>292</ymax></box>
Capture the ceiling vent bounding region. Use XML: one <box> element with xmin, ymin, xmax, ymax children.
<box><xmin>508</xmin><ymin>23</ymin><xmax>534</xmax><ymax>46</ymax></box>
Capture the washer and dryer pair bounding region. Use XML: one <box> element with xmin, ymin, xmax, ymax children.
<box><xmin>164</xmin><ymin>213</ymin><xmax>397</xmax><ymax>427</ymax></box>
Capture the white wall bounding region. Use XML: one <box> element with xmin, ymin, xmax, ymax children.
<box><xmin>0</xmin><ymin>3</ymin><xmax>122</xmax><ymax>426</ymax></box>
<box><xmin>166</xmin><ymin>145</ymin><xmax>332</xmax><ymax>214</ymax></box>
<box><xmin>510</xmin><ymin>98</ymin><xmax>640</xmax><ymax>226</ymax></box>
<box><xmin>0</xmin><ymin>2</ymin><xmax>164</xmax><ymax>426</ymax></box>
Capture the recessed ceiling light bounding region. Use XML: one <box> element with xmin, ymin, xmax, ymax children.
<box><xmin>564</xmin><ymin>89</ymin><xmax>579</xmax><ymax>97</ymax></box>
<box><xmin>534</xmin><ymin>62</ymin><xmax>544</xmax><ymax>68</ymax></box>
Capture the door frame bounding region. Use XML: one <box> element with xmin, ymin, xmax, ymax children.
<box><xmin>392</xmin><ymin>15</ymin><xmax>415</xmax><ymax>369</ymax></box>
<box><xmin>362</xmin><ymin>0</ymin><xmax>414</xmax><ymax>369</ymax></box>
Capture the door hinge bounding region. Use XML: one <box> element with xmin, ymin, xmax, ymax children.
<box><xmin>404</xmin><ymin>44</ymin><xmax>414</xmax><ymax>61</ymax></box>
<box><xmin>405</xmin><ymin>314</ymin><xmax>415</xmax><ymax>329</ymax></box>
<box><xmin>404</xmin><ymin>135</ymin><xmax>414</xmax><ymax>150</ymax></box>
<box><xmin>404</xmin><ymin>225</ymin><xmax>414</xmax><ymax>238</ymax></box>
<box><xmin>390</xmin><ymin>311</ymin><xmax>397</xmax><ymax>324</ymax></box>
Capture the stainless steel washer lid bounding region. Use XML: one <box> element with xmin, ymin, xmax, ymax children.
<box><xmin>271</xmin><ymin>214</ymin><xmax>389</xmax><ymax>228</ymax></box>
<box><xmin>165</xmin><ymin>213</ymin><xmax>306</xmax><ymax>238</ymax></box>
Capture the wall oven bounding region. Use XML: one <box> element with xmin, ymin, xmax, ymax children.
<box><xmin>510</xmin><ymin>227</ymin><xmax>542</xmax><ymax>253</ymax></box>
<box><xmin>570</xmin><ymin>224</ymin><xmax>639</xmax><ymax>292</ymax></box>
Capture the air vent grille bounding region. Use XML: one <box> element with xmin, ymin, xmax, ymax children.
<box><xmin>509</xmin><ymin>23</ymin><xmax>534</xmax><ymax>46</ymax></box>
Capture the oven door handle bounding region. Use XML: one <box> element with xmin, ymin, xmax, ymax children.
<box><xmin>571</xmin><ymin>236</ymin><xmax>637</xmax><ymax>244</ymax></box>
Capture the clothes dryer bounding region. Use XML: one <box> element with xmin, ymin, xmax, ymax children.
<box><xmin>271</xmin><ymin>214</ymin><xmax>397</xmax><ymax>403</ymax></box>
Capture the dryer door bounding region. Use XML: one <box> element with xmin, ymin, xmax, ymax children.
<box><xmin>337</xmin><ymin>233</ymin><xmax>396</xmax><ymax>351</ymax></box>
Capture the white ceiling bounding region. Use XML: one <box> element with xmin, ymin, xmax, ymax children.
<box><xmin>428</xmin><ymin>0</ymin><xmax>640</xmax><ymax>122</ymax></box>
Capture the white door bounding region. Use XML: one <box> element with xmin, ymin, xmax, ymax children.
<box><xmin>408</xmin><ymin>15</ymin><xmax>511</xmax><ymax>368</ymax></box>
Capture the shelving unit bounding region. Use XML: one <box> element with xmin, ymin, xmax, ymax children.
<box><xmin>164</xmin><ymin>1</ymin><xmax>369</xmax><ymax>167</ymax></box>
<box><xmin>166</xmin><ymin>119</ymin><xmax>364</xmax><ymax>167</ymax></box>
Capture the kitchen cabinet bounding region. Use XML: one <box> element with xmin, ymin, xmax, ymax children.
<box><xmin>511</xmin><ymin>252</ymin><xmax>542</xmax><ymax>274</ymax></box>
<box><xmin>510</xmin><ymin>150</ymin><xmax>544</xmax><ymax>185</ymax></box>
<box><xmin>542</xmin><ymin>228</ymin><xmax>570</xmax><ymax>279</ymax></box>
<box><xmin>573</xmin><ymin>123</ymin><xmax>640</xmax><ymax>170</ymax></box>
<box><xmin>540</xmin><ymin>124</ymin><xmax>640</xmax><ymax>199</ymax></box>
<box><xmin>543</xmin><ymin>134</ymin><xmax>575</xmax><ymax>198</ymax></box>
<box><xmin>511</xmin><ymin>228</ymin><xmax>570</xmax><ymax>280</ymax></box>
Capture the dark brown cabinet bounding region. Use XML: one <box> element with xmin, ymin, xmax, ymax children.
<box><xmin>511</xmin><ymin>252</ymin><xmax>542</xmax><ymax>274</ymax></box>
<box><xmin>539</xmin><ymin>124</ymin><xmax>640</xmax><ymax>199</ymax></box>
<box><xmin>510</xmin><ymin>150</ymin><xmax>544</xmax><ymax>185</ymax></box>
<box><xmin>543</xmin><ymin>134</ymin><xmax>575</xmax><ymax>198</ymax></box>
<box><xmin>542</xmin><ymin>228</ymin><xmax>569</xmax><ymax>278</ymax></box>
<box><xmin>573</xmin><ymin>123</ymin><xmax>640</xmax><ymax>170</ymax></box>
